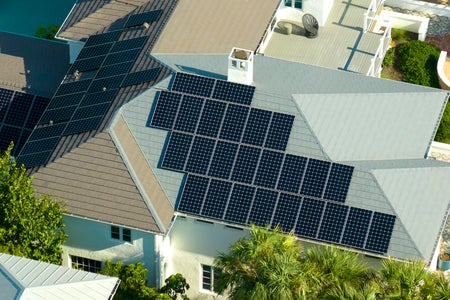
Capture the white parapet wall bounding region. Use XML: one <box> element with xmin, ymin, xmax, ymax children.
<box><xmin>437</xmin><ymin>51</ymin><xmax>450</xmax><ymax>90</ymax></box>
<box><xmin>379</xmin><ymin>10</ymin><xmax>429</xmax><ymax>40</ymax></box>
<box><xmin>302</xmin><ymin>0</ymin><xmax>334</xmax><ymax>26</ymax></box>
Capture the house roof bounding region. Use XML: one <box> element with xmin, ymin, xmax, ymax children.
<box><xmin>0</xmin><ymin>32</ymin><xmax>69</xmax><ymax>98</ymax></box>
<box><xmin>0</xmin><ymin>253</ymin><xmax>119</xmax><ymax>300</ymax></box>
<box><xmin>151</xmin><ymin>0</ymin><xmax>279</xmax><ymax>54</ymax></box>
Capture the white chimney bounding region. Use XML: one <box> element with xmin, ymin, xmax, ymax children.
<box><xmin>228</xmin><ymin>47</ymin><xmax>253</xmax><ymax>85</ymax></box>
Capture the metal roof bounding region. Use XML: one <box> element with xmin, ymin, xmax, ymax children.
<box><xmin>0</xmin><ymin>253</ymin><xmax>119</xmax><ymax>300</ymax></box>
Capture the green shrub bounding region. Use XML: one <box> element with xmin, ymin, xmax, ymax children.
<box><xmin>382</xmin><ymin>47</ymin><xmax>395</xmax><ymax>68</ymax></box>
<box><xmin>435</xmin><ymin>102</ymin><xmax>450</xmax><ymax>143</ymax></box>
<box><xmin>397</xmin><ymin>40</ymin><xmax>440</xmax><ymax>87</ymax></box>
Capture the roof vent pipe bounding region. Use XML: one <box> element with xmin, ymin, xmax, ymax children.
<box><xmin>228</xmin><ymin>47</ymin><xmax>253</xmax><ymax>85</ymax></box>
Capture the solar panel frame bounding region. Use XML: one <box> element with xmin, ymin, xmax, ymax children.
<box><xmin>39</xmin><ymin>105</ymin><xmax>77</xmax><ymax>124</ymax></box>
<box><xmin>27</xmin><ymin>123</ymin><xmax>67</xmax><ymax>141</ymax></box>
<box><xmin>121</xmin><ymin>68</ymin><xmax>161</xmax><ymax>87</ymax></box>
<box><xmin>231</xmin><ymin>145</ymin><xmax>261</xmax><ymax>184</ymax></box>
<box><xmin>150</xmin><ymin>91</ymin><xmax>182</xmax><ymax>130</ymax></box>
<box><xmin>196</xmin><ymin>100</ymin><xmax>226</xmax><ymax>138</ymax></box>
<box><xmin>212</xmin><ymin>80</ymin><xmax>255</xmax><ymax>105</ymax></box>
<box><xmin>224</xmin><ymin>184</ymin><xmax>255</xmax><ymax>224</ymax></box>
<box><xmin>295</xmin><ymin>198</ymin><xmax>325</xmax><ymax>238</ymax></box>
<box><xmin>110</xmin><ymin>36</ymin><xmax>148</xmax><ymax>53</ymax></box>
<box><xmin>272</xmin><ymin>193</ymin><xmax>302</xmax><ymax>232</ymax></box>
<box><xmin>103</xmin><ymin>48</ymin><xmax>140</xmax><ymax>66</ymax></box>
<box><xmin>88</xmin><ymin>75</ymin><xmax>125</xmax><ymax>93</ymax></box>
<box><xmin>17</xmin><ymin>151</ymin><xmax>53</xmax><ymax>168</ymax></box>
<box><xmin>201</xmin><ymin>179</ymin><xmax>232</xmax><ymax>219</ymax></box>
<box><xmin>71</xmin><ymin>102</ymin><xmax>111</xmax><ymax>121</ymax></box>
<box><xmin>247</xmin><ymin>189</ymin><xmax>278</xmax><ymax>227</ymax></box>
<box><xmin>300</xmin><ymin>159</ymin><xmax>331</xmax><ymax>198</ymax></box>
<box><xmin>242</xmin><ymin>108</ymin><xmax>271</xmax><ymax>146</ymax></box>
<box><xmin>95</xmin><ymin>61</ymin><xmax>134</xmax><ymax>79</ymax></box>
<box><xmin>80</xmin><ymin>90</ymin><xmax>117</xmax><ymax>107</ymax></box>
<box><xmin>125</xmin><ymin>9</ymin><xmax>163</xmax><ymax>28</ymax></box>
<box><xmin>341</xmin><ymin>207</ymin><xmax>372</xmax><ymax>249</ymax></box>
<box><xmin>4</xmin><ymin>93</ymin><xmax>33</xmax><ymax>127</ymax></box>
<box><xmin>55</xmin><ymin>79</ymin><xmax>92</xmax><ymax>96</ymax></box>
<box><xmin>63</xmin><ymin>116</ymin><xmax>104</xmax><ymax>135</ymax></box>
<box><xmin>70</xmin><ymin>55</ymin><xmax>106</xmax><ymax>72</ymax></box>
<box><xmin>277</xmin><ymin>154</ymin><xmax>307</xmax><ymax>193</ymax></box>
<box><xmin>47</xmin><ymin>92</ymin><xmax>84</xmax><ymax>110</ymax></box>
<box><xmin>19</xmin><ymin>136</ymin><xmax>61</xmax><ymax>155</ymax></box>
<box><xmin>174</xmin><ymin>95</ymin><xmax>204</xmax><ymax>133</ymax></box>
<box><xmin>185</xmin><ymin>136</ymin><xmax>215</xmax><ymax>175</ymax></box>
<box><xmin>161</xmin><ymin>132</ymin><xmax>193</xmax><ymax>171</ymax></box>
<box><xmin>171</xmin><ymin>73</ymin><xmax>215</xmax><ymax>98</ymax></box>
<box><xmin>26</xmin><ymin>96</ymin><xmax>50</xmax><ymax>129</ymax></box>
<box><xmin>264</xmin><ymin>112</ymin><xmax>295</xmax><ymax>151</ymax></box>
<box><xmin>84</xmin><ymin>30</ymin><xmax>122</xmax><ymax>48</ymax></box>
<box><xmin>0</xmin><ymin>88</ymin><xmax>14</xmax><ymax>121</ymax></box>
<box><xmin>254</xmin><ymin>150</ymin><xmax>284</xmax><ymax>189</ymax></box>
<box><xmin>177</xmin><ymin>175</ymin><xmax>209</xmax><ymax>215</ymax></box>
<box><xmin>0</xmin><ymin>125</ymin><xmax>22</xmax><ymax>152</ymax></box>
<box><xmin>323</xmin><ymin>163</ymin><xmax>354</xmax><ymax>203</ymax></box>
<box><xmin>77</xmin><ymin>42</ymin><xmax>113</xmax><ymax>60</ymax></box>
<box><xmin>219</xmin><ymin>104</ymin><xmax>249</xmax><ymax>142</ymax></box>
<box><xmin>317</xmin><ymin>203</ymin><xmax>349</xmax><ymax>243</ymax></box>
<box><xmin>365</xmin><ymin>212</ymin><xmax>396</xmax><ymax>253</ymax></box>
<box><xmin>208</xmin><ymin>141</ymin><xmax>238</xmax><ymax>179</ymax></box>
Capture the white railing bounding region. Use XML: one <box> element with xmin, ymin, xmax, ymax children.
<box><xmin>367</xmin><ymin>22</ymin><xmax>392</xmax><ymax>77</ymax></box>
<box><xmin>363</xmin><ymin>0</ymin><xmax>385</xmax><ymax>32</ymax></box>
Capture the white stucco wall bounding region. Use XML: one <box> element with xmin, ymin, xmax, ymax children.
<box><xmin>62</xmin><ymin>215</ymin><xmax>159</xmax><ymax>286</ymax></box>
<box><xmin>167</xmin><ymin>217</ymin><xmax>248</xmax><ymax>300</ymax></box>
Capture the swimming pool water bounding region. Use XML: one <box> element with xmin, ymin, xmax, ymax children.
<box><xmin>0</xmin><ymin>0</ymin><xmax>75</xmax><ymax>37</ymax></box>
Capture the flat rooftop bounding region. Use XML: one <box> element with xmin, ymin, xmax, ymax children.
<box><xmin>263</xmin><ymin>0</ymin><xmax>387</xmax><ymax>74</ymax></box>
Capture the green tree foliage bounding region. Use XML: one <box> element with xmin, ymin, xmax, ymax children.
<box><xmin>435</xmin><ymin>102</ymin><xmax>450</xmax><ymax>143</ymax></box>
<box><xmin>34</xmin><ymin>25</ymin><xmax>59</xmax><ymax>40</ymax></box>
<box><xmin>214</xmin><ymin>225</ymin><xmax>321</xmax><ymax>300</ymax></box>
<box><xmin>397</xmin><ymin>40</ymin><xmax>440</xmax><ymax>87</ymax></box>
<box><xmin>382</xmin><ymin>47</ymin><xmax>395</xmax><ymax>68</ymax></box>
<box><xmin>159</xmin><ymin>273</ymin><xmax>190</xmax><ymax>300</ymax></box>
<box><xmin>0</xmin><ymin>143</ymin><xmax>66</xmax><ymax>264</ymax></box>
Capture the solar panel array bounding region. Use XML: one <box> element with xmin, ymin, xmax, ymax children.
<box><xmin>18</xmin><ymin>9</ymin><xmax>165</xmax><ymax>168</ymax></box>
<box><xmin>0</xmin><ymin>88</ymin><xmax>50</xmax><ymax>155</ymax></box>
<box><xmin>149</xmin><ymin>72</ymin><xmax>395</xmax><ymax>254</ymax></box>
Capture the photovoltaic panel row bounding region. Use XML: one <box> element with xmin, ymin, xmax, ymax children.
<box><xmin>125</xmin><ymin>9</ymin><xmax>163</xmax><ymax>28</ymax></box>
<box><xmin>95</xmin><ymin>61</ymin><xmax>134</xmax><ymax>79</ymax></box>
<box><xmin>70</xmin><ymin>55</ymin><xmax>106</xmax><ymax>73</ymax></box>
<box><xmin>55</xmin><ymin>79</ymin><xmax>92</xmax><ymax>97</ymax></box>
<box><xmin>77</xmin><ymin>42</ymin><xmax>113</xmax><ymax>60</ymax></box>
<box><xmin>161</xmin><ymin>132</ymin><xmax>353</xmax><ymax>202</ymax></box>
<box><xmin>212</xmin><ymin>79</ymin><xmax>255</xmax><ymax>105</ymax></box>
<box><xmin>177</xmin><ymin>175</ymin><xmax>395</xmax><ymax>253</ymax></box>
<box><xmin>88</xmin><ymin>74</ymin><xmax>126</xmax><ymax>93</ymax></box>
<box><xmin>171</xmin><ymin>72</ymin><xmax>215</xmax><ymax>98</ymax></box>
<box><xmin>0</xmin><ymin>88</ymin><xmax>15</xmax><ymax>121</ymax></box>
<box><xmin>110</xmin><ymin>36</ymin><xmax>148</xmax><ymax>53</ymax></box>
<box><xmin>84</xmin><ymin>30</ymin><xmax>122</xmax><ymax>48</ymax></box>
<box><xmin>63</xmin><ymin>116</ymin><xmax>104</xmax><ymax>136</ymax></box>
<box><xmin>121</xmin><ymin>68</ymin><xmax>161</xmax><ymax>88</ymax></box>
<box><xmin>3</xmin><ymin>93</ymin><xmax>34</xmax><ymax>127</ymax></box>
<box><xmin>103</xmin><ymin>48</ymin><xmax>141</xmax><ymax>66</ymax></box>
<box><xmin>0</xmin><ymin>126</ymin><xmax>20</xmax><ymax>150</ymax></box>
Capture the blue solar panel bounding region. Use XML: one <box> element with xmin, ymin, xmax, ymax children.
<box><xmin>219</xmin><ymin>104</ymin><xmax>249</xmax><ymax>142</ymax></box>
<box><xmin>242</xmin><ymin>109</ymin><xmax>271</xmax><ymax>146</ymax></box>
<box><xmin>201</xmin><ymin>179</ymin><xmax>232</xmax><ymax>219</ymax></box>
<box><xmin>17</xmin><ymin>150</ymin><xmax>53</xmax><ymax>168</ymax></box>
<box><xmin>318</xmin><ymin>203</ymin><xmax>348</xmax><ymax>243</ymax></box>
<box><xmin>224</xmin><ymin>184</ymin><xmax>255</xmax><ymax>224</ymax></box>
<box><xmin>26</xmin><ymin>96</ymin><xmax>50</xmax><ymax>129</ymax></box>
<box><xmin>177</xmin><ymin>175</ymin><xmax>209</xmax><ymax>215</ymax></box>
<box><xmin>212</xmin><ymin>80</ymin><xmax>255</xmax><ymax>105</ymax></box>
<box><xmin>171</xmin><ymin>73</ymin><xmax>215</xmax><ymax>98</ymax></box>
<box><xmin>174</xmin><ymin>95</ymin><xmax>204</xmax><ymax>133</ymax></box>
<box><xmin>95</xmin><ymin>61</ymin><xmax>134</xmax><ymax>79</ymax></box>
<box><xmin>0</xmin><ymin>88</ymin><xmax>14</xmax><ymax>121</ymax></box>
<box><xmin>80</xmin><ymin>90</ymin><xmax>117</xmax><ymax>107</ymax></box>
<box><xmin>231</xmin><ymin>145</ymin><xmax>261</xmax><ymax>184</ymax></box>
<box><xmin>26</xmin><ymin>123</ymin><xmax>66</xmax><ymax>141</ymax></box>
<box><xmin>4</xmin><ymin>93</ymin><xmax>33</xmax><ymax>127</ymax></box>
<box><xmin>56</xmin><ymin>79</ymin><xmax>92</xmax><ymax>96</ymax></box>
<box><xmin>150</xmin><ymin>91</ymin><xmax>182</xmax><ymax>130</ymax></box>
<box><xmin>71</xmin><ymin>103</ymin><xmax>110</xmax><ymax>121</ymax></box>
<box><xmin>162</xmin><ymin>132</ymin><xmax>193</xmax><ymax>171</ymax></box>
<box><xmin>19</xmin><ymin>135</ymin><xmax>60</xmax><ymax>155</ymax></box>
<box><xmin>84</xmin><ymin>30</ymin><xmax>122</xmax><ymax>47</ymax></box>
<box><xmin>0</xmin><ymin>126</ymin><xmax>22</xmax><ymax>152</ymax></box>
<box><xmin>323</xmin><ymin>163</ymin><xmax>354</xmax><ymax>203</ymax></box>
<box><xmin>185</xmin><ymin>136</ymin><xmax>215</xmax><ymax>175</ymax></box>
<box><xmin>125</xmin><ymin>9</ymin><xmax>163</xmax><ymax>28</ymax></box>
<box><xmin>103</xmin><ymin>48</ymin><xmax>140</xmax><ymax>66</ymax></box>
<box><xmin>47</xmin><ymin>92</ymin><xmax>84</xmax><ymax>110</ymax></box>
<box><xmin>39</xmin><ymin>105</ymin><xmax>77</xmax><ymax>124</ymax></box>
<box><xmin>342</xmin><ymin>207</ymin><xmax>371</xmax><ymax>249</ymax></box>
<box><xmin>248</xmin><ymin>189</ymin><xmax>278</xmax><ymax>227</ymax></box>
<box><xmin>110</xmin><ymin>36</ymin><xmax>148</xmax><ymax>53</ymax></box>
<box><xmin>254</xmin><ymin>150</ymin><xmax>284</xmax><ymax>189</ymax></box>
<box><xmin>300</xmin><ymin>159</ymin><xmax>331</xmax><ymax>198</ymax></box>
<box><xmin>16</xmin><ymin>129</ymin><xmax>32</xmax><ymax>155</ymax></box>
<box><xmin>77</xmin><ymin>43</ymin><xmax>113</xmax><ymax>60</ymax></box>
<box><xmin>63</xmin><ymin>116</ymin><xmax>103</xmax><ymax>135</ymax></box>
<box><xmin>196</xmin><ymin>100</ymin><xmax>226</xmax><ymax>138</ymax></box>
<box><xmin>208</xmin><ymin>141</ymin><xmax>238</xmax><ymax>179</ymax></box>
<box><xmin>365</xmin><ymin>212</ymin><xmax>396</xmax><ymax>253</ymax></box>
<box><xmin>272</xmin><ymin>193</ymin><xmax>302</xmax><ymax>232</ymax></box>
<box><xmin>277</xmin><ymin>154</ymin><xmax>307</xmax><ymax>193</ymax></box>
<box><xmin>295</xmin><ymin>198</ymin><xmax>324</xmax><ymax>238</ymax></box>
<box><xmin>70</xmin><ymin>55</ymin><xmax>106</xmax><ymax>72</ymax></box>
<box><xmin>121</xmin><ymin>68</ymin><xmax>161</xmax><ymax>87</ymax></box>
<box><xmin>264</xmin><ymin>113</ymin><xmax>294</xmax><ymax>151</ymax></box>
<box><xmin>88</xmin><ymin>74</ymin><xmax>126</xmax><ymax>93</ymax></box>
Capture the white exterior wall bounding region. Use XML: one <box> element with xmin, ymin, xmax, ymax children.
<box><xmin>302</xmin><ymin>0</ymin><xmax>334</xmax><ymax>26</ymax></box>
<box><xmin>62</xmin><ymin>215</ymin><xmax>159</xmax><ymax>286</ymax></box>
<box><xmin>167</xmin><ymin>217</ymin><xmax>248</xmax><ymax>300</ymax></box>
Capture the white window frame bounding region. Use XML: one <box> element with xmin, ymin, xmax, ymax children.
<box><xmin>70</xmin><ymin>255</ymin><xmax>102</xmax><ymax>273</ymax></box>
<box><xmin>110</xmin><ymin>225</ymin><xmax>132</xmax><ymax>243</ymax></box>
<box><xmin>200</xmin><ymin>264</ymin><xmax>221</xmax><ymax>293</ymax></box>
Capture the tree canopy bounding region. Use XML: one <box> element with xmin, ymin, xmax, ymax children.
<box><xmin>0</xmin><ymin>143</ymin><xmax>66</xmax><ymax>264</ymax></box>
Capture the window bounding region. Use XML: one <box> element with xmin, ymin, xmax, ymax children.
<box><xmin>71</xmin><ymin>255</ymin><xmax>101</xmax><ymax>273</ymax></box>
<box><xmin>284</xmin><ymin>0</ymin><xmax>302</xmax><ymax>9</ymax></box>
<box><xmin>111</xmin><ymin>225</ymin><xmax>132</xmax><ymax>242</ymax></box>
<box><xmin>201</xmin><ymin>265</ymin><xmax>221</xmax><ymax>292</ymax></box>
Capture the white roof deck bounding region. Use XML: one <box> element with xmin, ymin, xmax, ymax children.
<box><xmin>262</xmin><ymin>0</ymin><xmax>387</xmax><ymax>74</ymax></box>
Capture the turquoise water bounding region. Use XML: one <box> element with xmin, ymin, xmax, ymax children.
<box><xmin>0</xmin><ymin>0</ymin><xmax>76</xmax><ymax>36</ymax></box>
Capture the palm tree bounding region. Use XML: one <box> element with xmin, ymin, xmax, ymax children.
<box><xmin>431</xmin><ymin>272</ymin><xmax>450</xmax><ymax>300</ymax></box>
<box><xmin>304</xmin><ymin>246</ymin><xmax>373</xmax><ymax>299</ymax></box>
<box><xmin>214</xmin><ymin>225</ymin><xmax>321</xmax><ymax>300</ymax></box>
<box><xmin>376</xmin><ymin>258</ymin><xmax>432</xmax><ymax>300</ymax></box>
